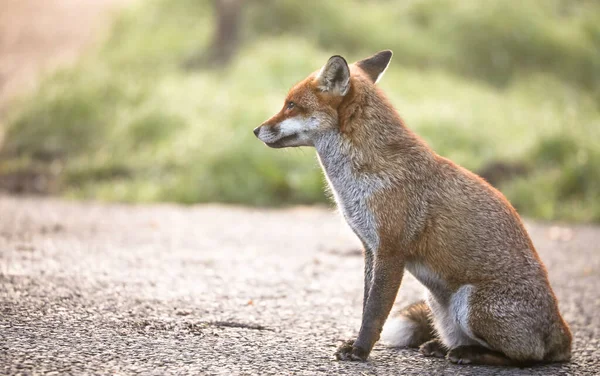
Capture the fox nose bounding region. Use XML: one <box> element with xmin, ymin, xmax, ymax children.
<box><xmin>253</xmin><ymin>126</ymin><xmax>261</xmax><ymax>137</ymax></box>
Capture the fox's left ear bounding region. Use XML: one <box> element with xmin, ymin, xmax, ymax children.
<box><xmin>316</xmin><ymin>55</ymin><xmax>351</xmax><ymax>96</ymax></box>
<box><xmin>356</xmin><ymin>50</ymin><xmax>393</xmax><ymax>84</ymax></box>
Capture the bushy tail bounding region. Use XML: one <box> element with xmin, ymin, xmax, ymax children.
<box><xmin>380</xmin><ymin>300</ymin><xmax>435</xmax><ymax>348</ymax></box>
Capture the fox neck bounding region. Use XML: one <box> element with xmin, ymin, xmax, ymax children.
<box><xmin>313</xmin><ymin>123</ymin><xmax>425</xmax><ymax>196</ymax></box>
<box><xmin>313</xmin><ymin>90</ymin><xmax>435</xmax><ymax>250</ymax></box>
<box><xmin>314</xmin><ymin>94</ymin><xmax>433</xmax><ymax>181</ymax></box>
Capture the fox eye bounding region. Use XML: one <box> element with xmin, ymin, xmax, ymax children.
<box><xmin>286</xmin><ymin>101</ymin><xmax>295</xmax><ymax>110</ymax></box>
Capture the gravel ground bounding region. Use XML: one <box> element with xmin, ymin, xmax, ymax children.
<box><xmin>0</xmin><ymin>195</ymin><xmax>599</xmax><ymax>375</ymax></box>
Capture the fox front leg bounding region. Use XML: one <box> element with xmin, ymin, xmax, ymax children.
<box><xmin>362</xmin><ymin>245</ymin><xmax>374</xmax><ymax>315</ymax></box>
<box><xmin>335</xmin><ymin>247</ymin><xmax>404</xmax><ymax>361</ymax></box>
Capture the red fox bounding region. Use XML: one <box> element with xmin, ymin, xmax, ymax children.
<box><xmin>253</xmin><ymin>50</ymin><xmax>572</xmax><ymax>365</ymax></box>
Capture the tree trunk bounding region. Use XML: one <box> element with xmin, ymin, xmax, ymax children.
<box><xmin>185</xmin><ymin>0</ymin><xmax>244</xmax><ymax>69</ymax></box>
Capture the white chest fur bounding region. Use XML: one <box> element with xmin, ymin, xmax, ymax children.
<box><xmin>315</xmin><ymin>133</ymin><xmax>384</xmax><ymax>252</ymax></box>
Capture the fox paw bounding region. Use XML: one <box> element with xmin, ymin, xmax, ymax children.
<box><xmin>447</xmin><ymin>346</ymin><xmax>476</xmax><ymax>365</ymax></box>
<box><xmin>419</xmin><ymin>339</ymin><xmax>448</xmax><ymax>358</ymax></box>
<box><xmin>334</xmin><ymin>339</ymin><xmax>369</xmax><ymax>361</ymax></box>
<box><xmin>447</xmin><ymin>346</ymin><xmax>513</xmax><ymax>366</ymax></box>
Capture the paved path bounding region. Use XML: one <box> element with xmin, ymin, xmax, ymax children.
<box><xmin>0</xmin><ymin>196</ymin><xmax>599</xmax><ymax>375</ymax></box>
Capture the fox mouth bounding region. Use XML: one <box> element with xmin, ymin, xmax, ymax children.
<box><xmin>264</xmin><ymin>133</ymin><xmax>300</xmax><ymax>148</ymax></box>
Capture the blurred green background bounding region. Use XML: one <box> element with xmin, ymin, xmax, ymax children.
<box><xmin>1</xmin><ymin>0</ymin><xmax>599</xmax><ymax>221</ymax></box>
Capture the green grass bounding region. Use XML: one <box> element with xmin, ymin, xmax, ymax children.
<box><xmin>1</xmin><ymin>0</ymin><xmax>600</xmax><ymax>221</ymax></box>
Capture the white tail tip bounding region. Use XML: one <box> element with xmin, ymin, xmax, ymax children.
<box><xmin>380</xmin><ymin>316</ymin><xmax>419</xmax><ymax>348</ymax></box>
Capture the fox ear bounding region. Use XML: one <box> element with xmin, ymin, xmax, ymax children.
<box><xmin>316</xmin><ymin>55</ymin><xmax>350</xmax><ymax>96</ymax></box>
<box><xmin>356</xmin><ymin>50</ymin><xmax>393</xmax><ymax>84</ymax></box>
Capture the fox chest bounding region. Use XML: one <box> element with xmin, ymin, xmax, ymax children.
<box><xmin>316</xmin><ymin>136</ymin><xmax>385</xmax><ymax>252</ymax></box>
<box><xmin>336</xmin><ymin>190</ymin><xmax>379</xmax><ymax>251</ymax></box>
<box><xmin>323</xmin><ymin>171</ymin><xmax>381</xmax><ymax>252</ymax></box>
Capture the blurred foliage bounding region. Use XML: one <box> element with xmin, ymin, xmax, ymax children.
<box><xmin>1</xmin><ymin>0</ymin><xmax>599</xmax><ymax>221</ymax></box>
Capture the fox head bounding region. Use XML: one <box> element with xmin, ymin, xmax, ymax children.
<box><xmin>254</xmin><ymin>50</ymin><xmax>393</xmax><ymax>148</ymax></box>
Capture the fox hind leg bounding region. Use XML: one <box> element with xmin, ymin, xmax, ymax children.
<box><xmin>467</xmin><ymin>283</ymin><xmax>571</xmax><ymax>364</ymax></box>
